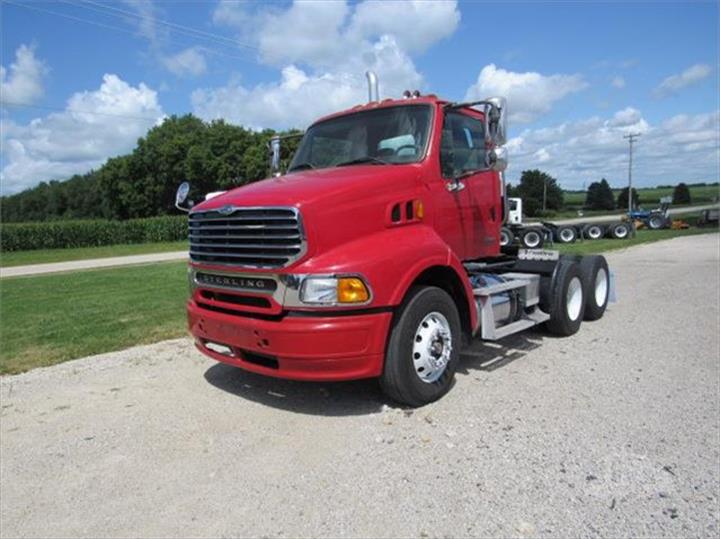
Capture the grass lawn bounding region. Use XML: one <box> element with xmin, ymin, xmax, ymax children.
<box><xmin>0</xmin><ymin>241</ymin><xmax>187</xmax><ymax>268</ymax></box>
<box><xmin>556</xmin><ymin>227</ymin><xmax>718</xmax><ymax>256</ymax></box>
<box><xmin>0</xmin><ymin>262</ymin><xmax>188</xmax><ymax>374</ymax></box>
<box><xmin>562</xmin><ymin>184</ymin><xmax>719</xmax><ymax>207</ymax></box>
<box><xmin>1</xmin><ymin>227</ymin><xmax>717</xmax><ymax>375</ymax></box>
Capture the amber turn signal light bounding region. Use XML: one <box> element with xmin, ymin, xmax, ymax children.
<box><xmin>337</xmin><ymin>277</ymin><xmax>370</xmax><ymax>303</ymax></box>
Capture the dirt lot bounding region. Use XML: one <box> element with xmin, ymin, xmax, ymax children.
<box><xmin>1</xmin><ymin>234</ymin><xmax>718</xmax><ymax>538</ymax></box>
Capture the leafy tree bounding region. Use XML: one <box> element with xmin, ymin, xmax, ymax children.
<box><xmin>672</xmin><ymin>182</ymin><xmax>691</xmax><ymax>205</ymax></box>
<box><xmin>513</xmin><ymin>169</ymin><xmax>564</xmax><ymax>217</ymax></box>
<box><xmin>585</xmin><ymin>178</ymin><xmax>615</xmax><ymax>211</ymax></box>
<box><xmin>617</xmin><ymin>187</ymin><xmax>640</xmax><ymax>210</ymax></box>
<box><xmin>1</xmin><ymin>115</ymin><xmax>302</xmax><ymax>222</ymax></box>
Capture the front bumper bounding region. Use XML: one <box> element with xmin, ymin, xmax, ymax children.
<box><xmin>188</xmin><ymin>300</ymin><xmax>392</xmax><ymax>381</ymax></box>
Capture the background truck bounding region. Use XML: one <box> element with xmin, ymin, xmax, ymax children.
<box><xmin>501</xmin><ymin>197</ymin><xmax>633</xmax><ymax>249</ymax></box>
<box><xmin>176</xmin><ymin>71</ymin><xmax>614</xmax><ymax>407</ymax></box>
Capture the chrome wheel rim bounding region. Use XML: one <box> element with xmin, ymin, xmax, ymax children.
<box><xmin>567</xmin><ymin>277</ymin><xmax>583</xmax><ymax>321</ymax></box>
<box><xmin>500</xmin><ymin>231</ymin><xmax>510</xmax><ymax>246</ymax></box>
<box><xmin>595</xmin><ymin>268</ymin><xmax>608</xmax><ymax>307</ymax></box>
<box><xmin>413</xmin><ymin>312</ymin><xmax>452</xmax><ymax>383</ymax></box>
<box><xmin>524</xmin><ymin>231</ymin><xmax>541</xmax><ymax>248</ymax></box>
<box><xmin>588</xmin><ymin>227</ymin><xmax>602</xmax><ymax>239</ymax></box>
<box><xmin>614</xmin><ymin>225</ymin><xmax>628</xmax><ymax>238</ymax></box>
<box><xmin>560</xmin><ymin>228</ymin><xmax>575</xmax><ymax>243</ymax></box>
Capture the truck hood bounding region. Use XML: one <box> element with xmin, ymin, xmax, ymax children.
<box><xmin>193</xmin><ymin>165</ymin><xmax>418</xmax><ymax>211</ymax></box>
<box><xmin>191</xmin><ymin>165</ymin><xmax>421</xmax><ymax>268</ymax></box>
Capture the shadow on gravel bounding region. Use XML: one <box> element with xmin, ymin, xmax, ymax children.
<box><xmin>205</xmin><ymin>332</ymin><xmax>547</xmax><ymax>414</ymax></box>
<box><xmin>204</xmin><ymin>363</ymin><xmax>388</xmax><ymax>416</ymax></box>
<box><xmin>458</xmin><ymin>331</ymin><xmax>544</xmax><ymax>374</ymax></box>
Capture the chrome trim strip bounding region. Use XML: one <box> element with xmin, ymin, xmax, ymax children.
<box><xmin>189</xmin><ymin>268</ymin><xmax>374</xmax><ymax>310</ymax></box>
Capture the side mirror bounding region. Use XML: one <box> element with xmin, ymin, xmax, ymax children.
<box><xmin>175</xmin><ymin>182</ymin><xmax>193</xmax><ymax>212</ymax></box>
<box><xmin>486</xmin><ymin>146</ymin><xmax>508</xmax><ymax>172</ymax></box>
<box><xmin>483</xmin><ymin>97</ymin><xmax>507</xmax><ymax>147</ymax></box>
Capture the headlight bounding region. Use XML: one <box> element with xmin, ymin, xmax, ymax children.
<box><xmin>300</xmin><ymin>276</ymin><xmax>370</xmax><ymax>305</ymax></box>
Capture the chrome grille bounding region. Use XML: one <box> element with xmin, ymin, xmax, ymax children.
<box><xmin>188</xmin><ymin>207</ymin><xmax>305</xmax><ymax>268</ymax></box>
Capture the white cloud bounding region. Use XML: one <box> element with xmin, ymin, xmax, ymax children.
<box><xmin>192</xmin><ymin>36</ymin><xmax>422</xmax><ymax>130</ymax></box>
<box><xmin>505</xmin><ymin>108</ymin><xmax>718</xmax><ymax>190</ymax></box>
<box><xmin>348</xmin><ymin>0</ymin><xmax>460</xmax><ymax>53</ymax></box>
<box><xmin>611</xmin><ymin>76</ymin><xmax>625</xmax><ymax>89</ymax></box>
<box><xmin>161</xmin><ymin>47</ymin><xmax>207</xmax><ymax>77</ymax></box>
<box><xmin>464</xmin><ymin>64</ymin><xmax>587</xmax><ymax>123</ymax></box>
<box><xmin>198</xmin><ymin>0</ymin><xmax>456</xmax><ymax>128</ymax></box>
<box><xmin>655</xmin><ymin>64</ymin><xmax>712</xmax><ymax>97</ymax></box>
<box><xmin>1</xmin><ymin>74</ymin><xmax>164</xmax><ymax>194</ymax></box>
<box><xmin>0</xmin><ymin>44</ymin><xmax>48</xmax><ymax>104</ymax></box>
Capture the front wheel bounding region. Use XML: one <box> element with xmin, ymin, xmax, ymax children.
<box><xmin>380</xmin><ymin>286</ymin><xmax>461</xmax><ymax>407</ymax></box>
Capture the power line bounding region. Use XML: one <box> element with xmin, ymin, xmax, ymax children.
<box><xmin>0</xmin><ymin>99</ymin><xmax>164</xmax><ymax>122</ymax></box>
<box><xmin>3</xmin><ymin>0</ymin><xmax>257</xmax><ymax>63</ymax></box>
<box><xmin>75</xmin><ymin>0</ymin><xmax>258</xmax><ymax>51</ymax></box>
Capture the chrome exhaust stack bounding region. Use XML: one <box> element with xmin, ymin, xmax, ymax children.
<box><xmin>365</xmin><ymin>71</ymin><xmax>379</xmax><ymax>102</ymax></box>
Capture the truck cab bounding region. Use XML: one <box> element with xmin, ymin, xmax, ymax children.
<box><xmin>181</xmin><ymin>74</ymin><xmax>611</xmax><ymax>406</ymax></box>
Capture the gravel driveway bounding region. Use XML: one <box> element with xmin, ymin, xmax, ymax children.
<box><xmin>1</xmin><ymin>234</ymin><xmax>718</xmax><ymax>538</ymax></box>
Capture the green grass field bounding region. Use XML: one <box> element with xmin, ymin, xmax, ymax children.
<box><xmin>0</xmin><ymin>227</ymin><xmax>717</xmax><ymax>375</ymax></box>
<box><xmin>562</xmin><ymin>184</ymin><xmax>719</xmax><ymax>207</ymax></box>
<box><xmin>0</xmin><ymin>241</ymin><xmax>187</xmax><ymax>268</ymax></box>
<box><xmin>0</xmin><ymin>262</ymin><xmax>188</xmax><ymax>374</ymax></box>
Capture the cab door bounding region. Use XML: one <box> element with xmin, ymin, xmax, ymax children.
<box><xmin>436</xmin><ymin>110</ymin><xmax>500</xmax><ymax>259</ymax></box>
<box><xmin>426</xmin><ymin>111</ymin><xmax>474</xmax><ymax>259</ymax></box>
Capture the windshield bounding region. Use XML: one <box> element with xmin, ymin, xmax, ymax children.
<box><xmin>289</xmin><ymin>105</ymin><xmax>432</xmax><ymax>172</ymax></box>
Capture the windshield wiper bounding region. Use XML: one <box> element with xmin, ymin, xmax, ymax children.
<box><xmin>287</xmin><ymin>162</ymin><xmax>315</xmax><ymax>172</ymax></box>
<box><xmin>336</xmin><ymin>156</ymin><xmax>388</xmax><ymax>167</ymax></box>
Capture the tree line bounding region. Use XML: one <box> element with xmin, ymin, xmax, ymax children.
<box><xmin>0</xmin><ymin>115</ymin><xmax>300</xmax><ymax>223</ymax></box>
<box><xmin>1</xmin><ymin>112</ymin><xmax>708</xmax><ymax>222</ymax></box>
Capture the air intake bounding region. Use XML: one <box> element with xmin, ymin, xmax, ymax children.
<box><xmin>188</xmin><ymin>207</ymin><xmax>305</xmax><ymax>268</ymax></box>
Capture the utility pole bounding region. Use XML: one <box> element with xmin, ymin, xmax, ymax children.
<box><xmin>542</xmin><ymin>178</ymin><xmax>547</xmax><ymax>212</ymax></box>
<box><xmin>624</xmin><ymin>132</ymin><xmax>641</xmax><ymax>238</ymax></box>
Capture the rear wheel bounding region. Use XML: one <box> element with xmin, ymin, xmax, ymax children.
<box><xmin>609</xmin><ymin>222</ymin><xmax>630</xmax><ymax>239</ymax></box>
<box><xmin>545</xmin><ymin>261</ymin><xmax>585</xmax><ymax>336</ymax></box>
<box><xmin>555</xmin><ymin>225</ymin><xmax>577</xmax><ymax>244</ymax></box>
<box><xmin>521</xmin><ymin>228</ymin><xmax>544</xmax><ymax>249</ymax></box>
<box><xmin>500</xmin><ymin>227</ymin><xmax>514</xmax><ymax>247</ymax></box>
<box><xmin>380</xmin><ymin>286</ymin><xmax>461</xmax><ymax>407</ymax></box>
<box><xmin>648</xmin><ymin>214</ymin><xmax>666</xmax><ymax>230</ymax></box>
<box><xmin>578</xmin><ymin>255</ymin><xmax>610</xmax><ymax>320</ymax></box>
<box><xmin>583</xmin><ymin>224</ymin><xmax>604</xmax><ymax>240</ymax></box>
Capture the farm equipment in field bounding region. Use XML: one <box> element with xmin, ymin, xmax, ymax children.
<box><xmin>500</xmin><ymin>197</ymin><xmax>632</xmax><ymax>248</ymax></box>
<box><xmin>626</xmin><ymin>197</ymin><xmax>671</xmax><ymax>230</ymax></box>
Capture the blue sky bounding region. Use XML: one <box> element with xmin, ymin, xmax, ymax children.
<box><xmin>1</xmin><ymin>0</ymin><xmax>718</xmax><ymax>195</ymax></box>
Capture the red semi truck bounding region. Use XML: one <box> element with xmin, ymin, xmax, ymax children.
<box><xmin>177</xmin><ymin>72</ymin><xmax>612</xmax><ymax>406</ymax></box>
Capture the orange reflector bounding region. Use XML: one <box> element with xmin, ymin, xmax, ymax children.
<box><xmin>337</xmin><ymin>277</ymin><xmax>370</xmax><ymax>303</ymax></box>
<box><xmin>415</xmin><ymin>200</ymin><xmax>424</xmax><ymax>219</ymax></box>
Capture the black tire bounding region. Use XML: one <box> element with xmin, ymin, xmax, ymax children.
<box><xmin>583</xmin><ymin>223</ymin><xmax>604</xmax><ymax>240</ymax></box>
<box><xmin>521</xmin><ymin>228</ymin><xmax>544</xmax><ymax>249</ymax></box>
<box><xmin>500</xmin><ymin>227</ymin><xmax>514</xmax><ymax>247</ymax></box>
<box><xmin>555</xmin><ymin>225</ymin><xmax>577</xmax><ymax>244</ymax></box>
<box><xmin>648</xmin><ymin>214</ymin><xmax>667</xmax><ymax>230</ymax></box>
<box><xmin>578</xmin><ymin>255</ymin><xmax>609</xmax><ymax>321</ymax></box>
<box><xmin>609</xmin><ymin>222</ymin><xmax>630</xmax><ymax>239</ymax></box>
<box><xmin>545</xmin><ymin>261</ymin><xmax>585</xmax><ymax>336</ymax></box>
<box><xmin>380</xmin><ymin>286</ymin><xmax>462</xmax><ymax>407</ymax></box>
